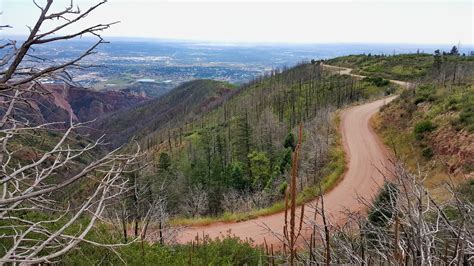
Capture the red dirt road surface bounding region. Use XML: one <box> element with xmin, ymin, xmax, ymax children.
<box><xmin>175</xmin><ymin>96</ymin><xmax>397</xmax><ymax>247</ymax></box>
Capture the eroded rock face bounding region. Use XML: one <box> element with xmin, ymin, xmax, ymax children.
<box><xmin>431</xmin><ymin>126</ymin><xmax>474</xmax><ymax>176</ymax></box>
<box><xmin>23</xmin><ymin>84</ymin><xmax>148</xmax><ymax>125</ymax></box>
<box><xmin>65</xmin><ymin>86</ymin><xmax>149</xmax><ymax>122</ymax></box>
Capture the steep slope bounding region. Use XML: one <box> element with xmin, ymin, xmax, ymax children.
<box><xmin>65</xmin><ymin>87</ymin><xmax>149</xmax><ymax>122</ymax></box>
<box><xmin>94</xmin><ymin>79</ymin><xmax>236</xmax><ymax>147</ymax></box>
<box><xmin>27</xmin><ymin>84</ymin><xmax>147</xmax><ymax>125</ymax></box>
<box><xmin>374</xmin><ymin>84</ymin><xmax>473</xmax><ymax>197</ymax></box>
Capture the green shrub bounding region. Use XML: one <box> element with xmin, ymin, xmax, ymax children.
<box><xmin>62</xmin><ymin>234</ymin><xmax>263</xmax><ymax>265</ymax></box>
<box><xmin>283</xmin><ymin>132</ymin><xmax>296</xmax><ymax>151</ymax></box>
<box><xmin>400</xmin><ymin>88</ymin><xmax>415</xmax><ymax>100</ymax></box>
<box><xmin>414</xmin><ymin>120</ymin><xmax>436</xmax><ymax>140</ymax></box>
<box><xmin>446</xmin><ymin>97</ymin><xmax>460</xmax><ymax>111</ymax></box>
<box><xmin>459</xmin><ymin>106</ymin><xmax>474</xmax><ymax>131</ymax></box>
<box><xmin>414</xmin><ymin>96</ymin><xmax>427</xmax><ymax>104</ymax></box>
<box><xmin>368</xmin><ymin>182</ymin><xmax>399</xmax><ymax>227</ymax></box>
<box><xmin>457</xmin><ymin>179</ymin><xmax>474</xmax><ymax>203</ymax></box>
<box><xmin>362</xmin><ymin>76</ymin><xmax>390</xmax><ymax>87</ymax></box>
<box><xmin>384</xmin><ymin>87</ymin><xmax>396</xmax><ymax>95</ymax></box>
<box><xmin>421</xmin><ymin>146</ymin><xmax>434</xmax><ymax>158</ymax></box>
<box><xmin>278</xmin><ymin>181</ymin><xmax>288</xmax><ymax>195</ymax></box>
<box><xmin>248</xmin><ymin>151</ymin><xmax>271</xmax><ymax>189</ymax></box>
<box><xmin>415</xmin><ymin>85</ymin><xmax>437</xmax><ymax>103</ymax></box>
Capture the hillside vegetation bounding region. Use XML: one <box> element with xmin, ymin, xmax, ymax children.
<box><xmin>115</xmin><ymin>61</ymin><xmax>397</xmax><ymax>228</ymax></box>
<box><xmin>95</xmin><ymin>79</ymin><xmax>236</xmax><ymax>147</ymax></box>
<box><xmin>3</xmin><ymin>0</ymin><xmax>472</xmax><ymax>263</ymax></box>
<box><xmin>6</xmin><ymin>50</ymin><xmax>472</xmax><ymax>264</ymax></box>
<box><xmin>61</xmin><ymin>231</ymin><xmax>263</xmax><ymax>265</ymax></box>
<box><xmin>326</xmin><ymin>49</ymin><xmax>474</xmax><ymax>82</ymax></box>
<box><xmin>363</xmin><ymin>50</ymin><xmax>474</xmax><ymax>198</ymax></box>
<box><xmin>375</xmin><ymin>84</ymin><xmax>473</xmax><ymax>194</ymax></box>
<box><xmin>63</xmin><ymin>52</ymin><xmax>473</xmax><ymax>264</ymax></box>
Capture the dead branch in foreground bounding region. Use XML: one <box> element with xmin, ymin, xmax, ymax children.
<box><xmin>297</xmin><ymin>161</ymin><xmax>473</xmax><ymax>265</ymax></box>
<box><xmin>0</xmin><ymin>1</ymin><xmax>143</xmax><ymax>263</ymax></box>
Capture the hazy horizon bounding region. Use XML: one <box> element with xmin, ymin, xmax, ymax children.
<box><xmin>3</xmin><ymin>34</ymin><xmax>473</xmax><ymax>49</ymax></box>
<box><xmin>1</xmin><ymin>0</ymin><xmax>472</xmax><ymax>45</ymax></box>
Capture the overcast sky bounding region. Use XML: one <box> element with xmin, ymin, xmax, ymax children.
<box><xmin>1</xmin><ymin>0</ymin><xmax>473</xmax><ymax>45</ymax></box>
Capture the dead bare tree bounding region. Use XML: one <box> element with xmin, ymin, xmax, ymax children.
<box><xmin>222</xmin><ymin>188</ymin><xmax>273</xmax><ymax>214</ymax></box>
<box><xmin>299</xmin><ymin>161</ymin><xmax>473</xmax><ymax>265</ymax></box>
<box><xmin>110</xmin><ymin>167</ymin><xmax>170</xmax><ymax>245</ymax></box>
<box><xmin>181</xmin><ymin>184</ymin><xmax>209</xmax><ymax>218</ymax></box>
<box><xmin>282</xmin><ymin>123</ymin><xmax>305</xmax><ymax>266</ymax></box>
<box><xmin>0</xmin><ymin>1</ymin><xmax>141</xmax><ymax>264</ymax></box>
<box><xmin>300</xmin><ymin>106</ymin><xmax>333</xmax><ymax>188</ymax></box>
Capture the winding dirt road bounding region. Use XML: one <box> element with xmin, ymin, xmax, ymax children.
<box><xmin>175</xmin><ymin>95</ymin><xmax>397</xmax><ymax>247</ymax></box>
<box><xmin>323</xmin><ymin>64</ymin><xmax>413</xmax><ymax>88</ymax></box>
<box><xmin>174</xmin><ymin>65</ymin><xmax>408</xmax><ymax>247</ymax></box>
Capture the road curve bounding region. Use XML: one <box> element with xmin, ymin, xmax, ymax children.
<box><xmin>322</xmin><ymin>64</ymin><xmax>413</xmax><ymax>88</ymax></box>
<box><xmin>175</xmin><ymin>95</ymin><xmax>397</xmax><ymax>247</ymax></box>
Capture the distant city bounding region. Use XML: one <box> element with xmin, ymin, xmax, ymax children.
<box><xmin>3</xmin><ymin>36</ymin><xmax>472</xmax><ymax>97</ymax></box>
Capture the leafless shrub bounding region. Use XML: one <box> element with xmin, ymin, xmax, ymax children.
<box><xmin>181</xmin><ymin>184</ymin><xmax>209</xmax><ymax>218</ymax></box>
<box><xmin>222</xmin><ymin>188</ymin><xmax>274</xmax><ymax>214</ymax></box>
<box><xmin>221</xmin><ymin>189</ymin><xmax>243</xmax><ymax>213</ymax></box>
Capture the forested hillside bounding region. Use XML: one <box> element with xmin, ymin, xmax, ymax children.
<box><xmin>56</xmin><ymin>53</ymin><xmax>474</xmax><ymax>264</ymax></box>
<box><xmin>76</xmin><ymin>52</ymin><xmax>473</xmax><ymax>265</ymax></box>
<box><xmin>94</xmin><ymin>79</ymin><xmax>236</xmax><ymax>147</ymax></box>
<box><xmin>119</xmin><ymin>61</ymin><xmax>396</xmax><ymax>226</ymax></box>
